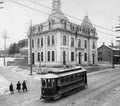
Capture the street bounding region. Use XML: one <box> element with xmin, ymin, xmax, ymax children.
<box><xmin>0</xmin><ymin>66</ymin><xmax>120</xmax><ymax>106</ymax></box>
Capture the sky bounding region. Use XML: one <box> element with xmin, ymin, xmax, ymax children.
<box><xmin>0</xmin><ymin>0</ymin><xmax>120</xmax><ymax>50</ymax></box>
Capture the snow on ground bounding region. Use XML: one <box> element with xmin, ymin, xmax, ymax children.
<box><xmin>0</xmin><ymin>75</ymin><xmax>10</xmax><ymax>95</ymax></box>
<box><xmin>12</xmin><ymin>67</ymin><xmax>41</xmax><ymax>80</ymax></box>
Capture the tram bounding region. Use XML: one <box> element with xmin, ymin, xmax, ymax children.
<box><xmin>40</xmin><ymin>66</ymin><xmax>87</xmax><ymax>100</ymax></box>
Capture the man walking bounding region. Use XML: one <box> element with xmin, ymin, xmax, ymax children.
<box><xmin>22</xmin><ymin>80</ymin><xmax>28</xmax><ymax>92</ymax></box>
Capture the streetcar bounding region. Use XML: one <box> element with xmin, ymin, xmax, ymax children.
<box><xmin>40</xmin><ymin>66</ymin><xmax>87</xmax><ymax>100</ymax></box>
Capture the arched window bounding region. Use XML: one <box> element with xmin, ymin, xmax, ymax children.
<box><xmin>84</xmin><ymin>53</ymin><xmax>87</xmax><ymax>61</ymax></box>
<box><xmin>71</xmin><ymin>37</ymin><xmax>74</xmax><ymax>47</ymax></box>
<box><xmin>41</xmin><ymin>37</ymin><xmax>43</xmax><ymax>47</ymax></box>
<box><xmin>32</xmin><ymin>39</ymin><xmax>34</xmax><ymax>48</ymax></box>
<box><xmin>47</xmin><ymin>51</ymin><xmax>50</xmax><ymax>61</ymax></box>
<box><xmin>38</xmin><ymin>52</ymin><xmax>40</xmax><ymax>61</ymax></box>
<box><xmin>78</xmin><ymin>39</ymin><xmax>81</xmax><ymax>48</ymax></box>
<box><xmin>84</xmin><ymin>40</ymin><xmax>87</xmax><ymax>48</ymax></box>
<box><xmin>37</xmin><ymin>38</ymin><xmax>40</xmax><ymax>47</ymax></box>
<box><xmin>52</xmin><ymin>35</ymin><xmax>54</xmax><ymax>45</ymax></box>
<box><xmin>52</xmin><ymin>51</ymin><xmax>55</xmax><ymax>61</ymax></box>
<box><xmin>71</xmin><ymin>52</ymin><xmax>74</xmax><ymax>61</ymax></box>
<box><xmin>63</xmin><ymin>35</ymin><xmax>66</xmax><ymax>45</ymax></box>
<box><xmin>47</xmin><ymin>36</ymin><xmax>50</xmax><ymax>46</ymax></box>
<box><xmin>93</xmin><ymin>41</ymin><xmax>95</xmax><ymax>49</ymax></box>
<box><xmin>41</xmin><ymin>52</ymin><xmax>43</xmax><ymax>62</ymax></box>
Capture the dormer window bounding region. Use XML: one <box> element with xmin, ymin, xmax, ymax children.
<box><xmin>49</xmin><ymin>22</ymin><xmax>52</xmax><ymax>30</ymax></box>
<box><xmin>63</xmin><ymin>21</ymin><xmax>66</xmax><ymax>29</ymax></box>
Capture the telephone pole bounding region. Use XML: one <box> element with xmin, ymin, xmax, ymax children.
<box><xmin>115</xmin><ymin>16</ymin><xmax>120</xmax><ymax>68</ymax></box>
<box><xmin>3</xmin><ymin>30</ymin><xmax>9</xmax><ymax>65</ymax></box>
<box><xmin>29</xmin><ymin>21</ymin><xmax>32</xmax><ymax>75</ymax></box>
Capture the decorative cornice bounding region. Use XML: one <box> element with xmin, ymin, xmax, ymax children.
<box><xmin>31</xmin><ymin>28</ymin><xmax>98</xmax><ymax>39</ymax></box>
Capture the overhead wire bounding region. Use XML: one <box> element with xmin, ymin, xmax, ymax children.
<box><xmin>8</xmin><ymin>0</ymin><xmax>118</xmax><ymax>37</ymax></box>
<box><xmin>27</xmin><ymin>0</ymin><xmax>117</xmax><ymax>33</ymax></box>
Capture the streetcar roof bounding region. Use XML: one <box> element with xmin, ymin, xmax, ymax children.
<box><xmin>41</xmin><ymin>66</ymin><xmax>86</xmax><ymax>79</ymax></box>
<box><xmin>41</xmin><ymin>73</ymin><xmax>58</xmax><ymax>79</ymax></box>
<box><xmin>58</xmin><ymin>68</ymin><xmax>86</xmax><ymax>77</ymax></box>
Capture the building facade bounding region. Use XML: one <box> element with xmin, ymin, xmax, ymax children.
<box><xmin>98</xmin><ymin>43</ymin><xmax>120</xmax><ymax>64</ymax></box>
<box><xmin>28</xmin><ymin>0</ymin><xmax>98</xmax><ymax>67</ymax></box>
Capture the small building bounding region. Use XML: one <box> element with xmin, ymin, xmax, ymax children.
<box><xmin>98</xmin><ymin>42</ymin><xmax>120</xmax><ymax>64</ymax></box>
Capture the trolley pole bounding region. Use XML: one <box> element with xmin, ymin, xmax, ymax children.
<box><xmin>29</xmin><ymin>21</ymin><xmax>32</xmax><ymax>75</ymax></box>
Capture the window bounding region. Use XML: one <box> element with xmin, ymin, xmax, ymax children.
<box><xmin>71</xmin><ymin>37</ymin><xmax>74</xmax><ymax>47</ymax></box>
<box><xmin>84</xmin><ymin>40</ymin><xmax>87</xmax><ymax>48</ymax></box>
<box><xmin>38</xmin><ymin>26</ymin><xmax>40</xmax><ymax>32</ymax></box>
<box><xmin>60</xmin><ymin>77</ymin><xmax>65</xmax><ymax>85</ymax></box>
<box><xmin>42</xmin><ymin>79</ymin><xmax>46</xmax><ymax>87</ymax></box>
<box><xmin>98</xmin><ymin>52</ymin><xmax>102</xmax><ymax>55</ymax></box>
<box><xmin>47</xmin><ymin>79</ymin><xmax>52</xmax><ymax>87</ymax></box>
<box><xmin>49</xmin><ymin>22</ymin><xmax>52</xmax><ymax>30</ymax></box>
<box><xmin>47</xmin><ymin>51</ymin><xmax>50</xmax><ymax>61</ymax></box>
<box><xmin>47</xmin><ymin>36</ymin><xmax>50</xmax><ymax>45</ymax></box>
<box><xmin>41</xmin><ymin>37</ymin><xmax>43</xmax><ymax>47</ymax></box>
<box><xmin>84</xmin><ymin>53</ymin><xmax>87</xmax><ymax>61</ymax></box>
<box><xmin>52</xmin><ymin>51</ymin><xmax>55</xmax><ymax>61</ymax></box>
<box><xmin>64</xmin><ymin>21</ymin><xmax>66</xmax><ymax>29</ymax></box>
<box><xmin>71</xmin><ymin>52</ymin><xmax>74</xmax><ymax>61</ymax></box>
<box><xmin>38</xmin><ymin>52</ymin><xmax>40</xmax><ymax>61</ymax></box>
<box><xmin>41</xmin><ymin>52</ymin><xmax>43</xmax><ymax>62</ymax></box>
<box><xmin>52</xmin><ymin>35</ymin><xmax>54</xmax><ymax>45</ymax></box>
<box><xmin>32</xmin><ymin>39</ymin><xmax>34</xmax><ymax>48</ymax></box>
<box><xmin>93</xmin><ymin>41</ymin><xmax>95</xmax><ymax>49</ymax></box>
<box><xmin>78</xmin><ymin>39</ymin><xmax>81</xmax><ymax>48</ymax></box>
<box><xmin>63</xmin><ymin>35</ymin><xmax>66</xmax><ymax>45</ymax></box>
<box><xmin>37</xmin><ymin>38</ymin><xmax>40</xmax><ymax>47</ymax></box>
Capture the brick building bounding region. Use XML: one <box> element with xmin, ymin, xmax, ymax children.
<box><xmin>98</xmin><ymin>43</ymin><xmax>120</xmax><ymax>64</ymax></box>
<box><xmin>28</xmin><ymin>0</ymin><xmax>98</xmax><ymax>67</ymax></box>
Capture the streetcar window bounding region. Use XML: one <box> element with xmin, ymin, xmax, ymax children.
<box><xmin>70</xmin><ymin>75</ymin><xmax>74</xmax><ymax>81</ymax></box>
<box><xmin>47</xmin><ymin>79</ymin><xmax>52</xmax><ymax>87</ymax></box>
<box><xmin>82</xmin><ymin>72</ymin><xmax>84</xmax><ymax>78</ymax></box>
<box><xmin>77</xmin><ymin>73</ymin><xmax>81</xmax><ymax>79</ymax></box>
<box><xmin>42</xmin><ymin>79</ymin><xmax>46</xmax><ymax>87</ymax></box>
<box><xmin>74</xmin><ymin>74</ymin><xmax>77</xmax><ymax>80</ymax></box>
<box><xmin>66</xmin><ymin>76</ymin><xmax>69</xmax><ymax>83</ymax></box>
<box><xmin>60</xmin><ymin>77</ymin><xmax>65</xmax><ymax>85</ymax></box>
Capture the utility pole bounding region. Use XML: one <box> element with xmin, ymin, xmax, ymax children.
<box><xmin>3</xmin><ymin>30</ymin><xmax>9</xmax><ymax>65</ymax></box>
<box><xmin>29</xmin><ymin>21</ymin><xmax>32</xmax><ymax>75</ymax></box>
<box><xmin>115</xmin><ymin>17</ymin><xmax>120</xmax><ymax>68</ymax></box>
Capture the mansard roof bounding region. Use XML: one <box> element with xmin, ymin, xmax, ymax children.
<box><xmin>81</xmin><ymin>16</ymin><xmax>94</xmax><ymax>29</ymax></box>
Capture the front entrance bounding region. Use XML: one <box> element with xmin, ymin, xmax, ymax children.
<box><xmin>79</xmin><ymin>52</ymin><xmax>81</xmax><ymax>64</ymax></box>
<box><xmin>63</xmin><ymin>51</ymin><xmax>66</xmax><ymax>65</ymax></box>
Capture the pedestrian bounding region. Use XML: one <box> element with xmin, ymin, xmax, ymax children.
<box><xmin>22</xmin><ymin>80</ymin><xmax>27</xmax><ymax>92</ymax></box>
<box><xmin>16</xmin><ymin>81</ymin><xmax>21</xmax><ymax>92</ymax></box>
<box><xmin>9</xmin><ymin>83</ymin><xmax>14</xmax><ymax>94</ymax></box>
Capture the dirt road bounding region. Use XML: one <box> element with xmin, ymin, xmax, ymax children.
<box><xmin>0</xmin><ymin>66</ymin><xmax>120</xmax><ymax>106</ymax></box>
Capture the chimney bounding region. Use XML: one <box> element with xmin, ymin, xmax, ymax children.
<box><xmin>103</xmin><ymin>42</ymin><xmax>105</xmax><ymax>45</ymax></box>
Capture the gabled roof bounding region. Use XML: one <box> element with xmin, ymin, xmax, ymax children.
<box><xmin>98</xmin><ymin>44</ymin><xmax>119</xmax><ymax>51</ymax></box>
<box><xmin>81</xmin><ymin>16</ymin><xmax>93</xmax><ymax>29</ymax></box>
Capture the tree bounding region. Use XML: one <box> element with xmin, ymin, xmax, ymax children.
<box><xmin>8</xmin><ymin>43</ymin><xmax>19</xmax><ymax>55</ymax></box>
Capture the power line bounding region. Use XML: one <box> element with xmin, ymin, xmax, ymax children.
<box><xmin>27</xmin><ymin>0</ymin><xmax>117</xmax><ymax>33</ymax></box>
<box><xmin>8</xmin><ymin>0</ymin><xmax>117</xmax><ymax>37</ymax></box>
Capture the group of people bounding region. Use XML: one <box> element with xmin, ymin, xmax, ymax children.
<box><xmin>9</xmin><ymin>80</ymin><xmax>28</xmax><ymax>94</ymax></box>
